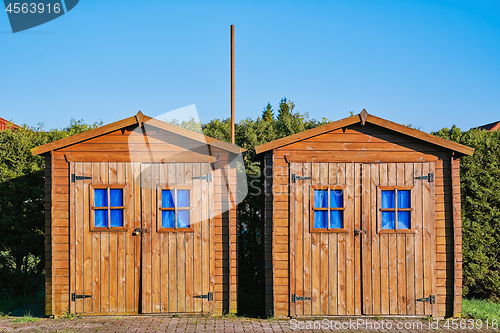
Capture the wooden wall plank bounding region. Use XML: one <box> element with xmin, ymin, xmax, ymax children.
<box><xmin>370</xmin><ymin>164</ymin><xmax>381</xmax><ymax>314</ymax></box>
<box><xmin>337</xmin><ymin>163</ymin><xmax>347</xmax><ymax>316</ymax></box>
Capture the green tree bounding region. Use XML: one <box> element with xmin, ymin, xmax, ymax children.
<box><xmin>433</xmin><ymin>126</ymin><xmax>500</xmax><ymax>300</ymax></box>
<box><xmin>262</xmin><ymin>103</ymin><xmax>274</xmax><ymax>122</ymax></box>
<box><xmin>0</xmin><ymin>119</ymin><xmax>101</xmax><ymax>297</ymax></box>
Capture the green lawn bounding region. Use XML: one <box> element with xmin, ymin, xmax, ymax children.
<box><xmin>463</xmin><ymin>299</ymin><xmax>500</xmax><ymax>321</ymax></box>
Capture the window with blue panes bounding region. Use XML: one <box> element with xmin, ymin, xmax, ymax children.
<box><xmin>91</xmin><ymin>186</ymin><xmax>126</xmax><ymax>230</ymax></box>
<box><xmin>159</xmin><ymin>187</ymin><xmax>192</xmax><ymax>231</ymax></box>
<box><xmin>380</xmin><ymin>187</ymin><xmax>412</xmax><ymax>231</ymax></box>
<box><xmin>311</xmin><ymin>186</ymin><xmax>345</xmax><ymax>231</ymax></box>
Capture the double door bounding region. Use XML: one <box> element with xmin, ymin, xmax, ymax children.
<box><xmin>69</xmin><ymin>162</ymin><xmax>214</xmax><ymax>315</ymax></box>
<box><xmin>289</xmin><ymin>162</ymin><xmax>436</xmax><ymax>317</ymax></box>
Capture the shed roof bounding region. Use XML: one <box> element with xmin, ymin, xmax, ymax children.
<box><xmin>32</xmin><ymin>111</ymin><xmax>246</xmax><ymax>156</ymax></box>
<box><xmin>255</xmin><ymin>110</ymin><xmax>474</xmax><ymax>156</ymax></box>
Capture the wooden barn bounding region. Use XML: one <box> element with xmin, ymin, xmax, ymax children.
<box><xmin>255</xmin><ymin>110</ymin><xmax>474</xmax><ymax>318</ymax></box>
<box><xmin>32</xmin><ymin>112</ymin><xmax>243</xmax><ymax>316</ymax></box>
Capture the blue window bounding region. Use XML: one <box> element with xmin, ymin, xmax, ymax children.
<box><xmin>92</xmin><ymin>186</ymin><xmax>125</xmax><ymax>230</ymax></box>
<box><xmin>160</xmin><ymin>188</ymin><xmax>191</xmax><ymax>230</ymax></box>
<box><xmin>312</xmin><ymin>186</ymin><xmax>345</xmax><ymax>231</ymax></box>
<box><xmin>380</xmin><ymin>188</ymin><xmax>412</xmax><ymax>231</ymax></box>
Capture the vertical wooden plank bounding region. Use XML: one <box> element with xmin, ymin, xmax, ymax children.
<box><xmin>70</xmin><ymin>162</ymin><xmax>77</xmax><ymax>314</ymax></box>
<box><xmin>159</xmin><ymin>163</ymin><xmax>168</xmax><ymax>313</ymax></box>
<box><xmin>167</xmin><ymin>163</ymin><xmax>177</xmax><ymax>313</ymax></box>
<box><xmin>289</xmin><ymin>163</ymin><xmax>296</xmax><ymax>317</ymax></box>
<box><xmin>141</xmin><ymin>163</ymin><xmax>152</xmax><ymax>313</ymax></box>
<box><xmin>345</xmin><ymin>162</ymin><xmax>355</xmax><ymax>315</ymax></box>
<box><xmin>192</xmin><ymin>163</ymin><xmax>202</xmax><ymax>313</ymax></box>
<box><xmin>370</xmin><ymin>163</ymin><xmax>381</xmax><ymax>315</ymax></box>
<box><xmin>108</xmin><ymin>163</ymin><xmax>118</xmax><ymax>313</ymax></box>
<box><xmin>133</xmin><ymin>163</ymin><xmax>141</xmax><ymax>314</ymax></box>
<box><xmin>125</xmin><ymin>163</ymin><xmax>135</xmax><ymax>313</ymax></box>
<box><xmin>422</xmin><ymin>163</ymin><xmax>432</xmax><ymax>316</ymax></box>
<box><xmin>293</xmin><ymin>163</ymin><xmax>303</xmax><ymax>317</ymax></box>
<box><xmin>328</xmin><ymin>163</ymin><xmax>338</xmax><ymax>316</ymax></box>
<box><xmin>413</xmin><ymin>163</ymin><xmax>424</xmax><ymax>315</ymax></box>
<box><xmin>176</xmin><ymin>164</ymin><xmax>186</xmax><ymax>313</ymax></box>
<box><xmin>99</xmin><ymin>162</ymin><xmax>110</xmax><ymax>313</ymax></box>
<box><xmin>337</xmin><ymin>163</ymin><xmax>346</xmax><ymax>316</ymax></box>
<box><xmin>116</xmin><ymin>163</ymin><xmax>126</xmax><ymax>313</ymax></box>
<box><xmin>201</xmin><ymin>163</ymin><xmax>210</xmax><ymax>314</ymax></box>
<box><xmin>354</xmin><ymin>163</ymin><xmax>362</xmax><ymax>315</ymax></box>
<box><xmin>429</xmin><ymin>162</ymin><xmax>437</xmax><ymax>318</ymax></box>
<box><xmin>405</xmin><ymin>163</ymin><xmax>415</xmax><ymax>315</ymax></box>
<box><xmin>151</xmin><ymin>163</ymin><xmax>161</xmax><ymax>313</ymax></box>
<box><xmin>396</xmin><ymin>163</ymin><xmax>406</xmax><ymax>315</ymax></box>
<box><xmin>310</xmin><ymin>163</ymin><xmax>320</xmax><ymax>315</ymax></box>
<box><xmin>362</xmin><ymin>163</ymin><xmax>372</xmax><ymax>315</ymax></box>
<box><xmin>208</xmin><ymin>162</ymin><xmax>216</xmax><ymax>314</ymax></box>
<box><xmin>185</xmin><ymin>163</ymin><xmax>194</xmax><ymax>312</ymax></box>
<box><xmin>302</xmin><ymin>163</ymin><xmax>312</xmax><ymax>316</ymax></box>
<box><xmin>83</xmin><ymin>163</ymin><xmax>92</xmax><ymax>313</ymax></box>
<box><xmin>379</xmin><ymin>163</ymin><xmax>390</xmax><ymax>315</ymax></box>
<box><xmin>387</xmin><ymin>163</ymin><xmax>398</xmax><ymax>315</ymax></box>
<box><xmin>319</xmin><ymin>163</ymin><xmax>329</xmax><ymax>315</ymax></box>
<box><xmin>91</xmin><ymin>163</ymin><xmax>101</xmax><ymax>313</ymax></box>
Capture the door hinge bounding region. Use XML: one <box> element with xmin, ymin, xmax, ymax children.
<box><xmin>414</xmin><ymin>173</ymin><xmax>434</xmax><ymax>182</ymax></box>
<box><xmin>193</xmin><ymin>292</ymin><xmax>213</xmax><ymax>301</ymax></box>
<box><xmin>193</xmin><ymin>174</ymin><xmax>212</xmax><ymax>182</ymax></box>
<box><xmin>416</xmin><ymin>295</ymin><xmax>435</xmax><ymax>304</ymax></box>
<box><xmin>291</xmin><ymin>174</ymin><xmax>311</xmax><ymax>183</ymax></box>
<box><xmin>71</xmin><ymin>174</ymin><xmax>92</xmax><ymax>182</ymax></box>
<box><xmin>291</xmin><ymin>294</ymin><xmax>311</xmax><ymax>303</ymax></box>
<box><xmin>71</xmin><ymin>292</ymin><xmax>92</xmax><ymax>302</ymax></box>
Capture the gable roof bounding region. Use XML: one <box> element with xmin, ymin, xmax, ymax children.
<box><xmin>0</xmin><ymin>117</ymin><xmax>18</xmax><ymax>130</ymax></box>
<box><xmin>255</xmin><ymin>110</ymin><xmax>474</xmax><ymax>156</ymax></box>
<box><xmin>476</xmin><ymin>121</ymin><xmax>500</xmax><ymax>132</ymax></box>
<box><xmin>32</xmin><ymin>111</ymin><xmax>246</xmax><ymax>156</ymax></box>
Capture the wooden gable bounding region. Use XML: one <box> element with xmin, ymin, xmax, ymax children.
<box><xmin>255</xmin><ymin>110</ymin><xmax>474</xmax><ymax>157</ymax></box>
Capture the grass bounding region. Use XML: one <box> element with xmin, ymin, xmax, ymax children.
<box><xmin>11</xmin><ymin>311</ymin><xmax>40</xmax><ymax>323</ymax></box>
<box><xmin>463</xmin><ymin>299</ymin><xmax>500</xmax><ymax>321</ymax></box>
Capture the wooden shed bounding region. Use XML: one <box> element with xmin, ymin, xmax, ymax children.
<box><xmin>255</xmin><ymin>110</ymin><xmax>474</xmax><ymax>319</ymax></box>
<box><xmin>32</xmin><ymin>112</ymin><xmax>243</xmax><ymax>316</ymax></box>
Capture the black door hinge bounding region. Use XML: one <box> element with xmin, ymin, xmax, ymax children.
<box><xmin>71</xmin><ymin>174</ymin><xmax>92</xmax><ymax>182</ymax></box>
<box><xmin>414</xmin><ymin>173</ymin><xmax>434</xmax><ymax>182</ymax></box>
<box><xmin>291</xmin><ymin>294</ymin><xmax>311</xmax><ymax>303</ymax></box>
<box><xmin>291</xmin><ymin>174</ymin><xmax>311</xmax><ymax>183</ymax></box>
<box><xmin>193</xmin><ymin>174</ymin><xmax>213</xmax><ymax>182</ymax></box>
<box><xmin>416</xmin><ymin>295</ymin><xmax>435</xmax><ymax>304</ymax></box>
<box><xmin>71</xmin><ymin>292</ymin><xmax>92</xmax><ymax>302</ymax></box>
<box><xmin>193</xmin><ymin>292</ymin><xmax>213</xmax><ymax>301</ymax></box>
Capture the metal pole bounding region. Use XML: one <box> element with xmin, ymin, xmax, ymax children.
<box><xmin>231</xmin><ymin>25</ymin><xmax>235</xmax><ymax>144</ymax></box>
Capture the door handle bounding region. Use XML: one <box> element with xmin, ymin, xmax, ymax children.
<box><xmin>132</xmin><ymin>227</ymin><xmax>148</xmax><ymax>236</ymax></box>
<box><xmin>354</xmin><ymin>229</ymin><xmax>368</xmax><ymax>236</ymax></box>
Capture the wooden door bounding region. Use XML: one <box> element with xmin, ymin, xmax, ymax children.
<box><xmin>70</xmin><ymin>162</ymin><xmax>140</xmax><ymax>315</ymax></box>
<box><xmin>140</xmin><ymin>162</ymin><xmax>214</xmax><ymax>314</ymax></box>
<box><xmin>289</xmin><ymin>162</ymin><xmax>436</xmax><ymax>317</ymax></box>
<box><xmin>70</xmin><ymin>162</ymin><xmax>214</xmax><ymax>315</ymax></box>
<box><xmin>361</xmin><ymin>162</ymin><xmax>436</xmax><ymax>317</ymax></box>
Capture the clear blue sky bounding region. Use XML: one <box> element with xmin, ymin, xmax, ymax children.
<box><xmin>1</xmin><ymin>0</ymin><xmax>499</xmax><ymax>133</ymax></box>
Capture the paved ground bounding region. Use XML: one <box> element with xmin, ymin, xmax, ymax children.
<box><xmin>0</xmin><ymin>315</ymin><xmax>498</xmax><ymax>332</ymax></box>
